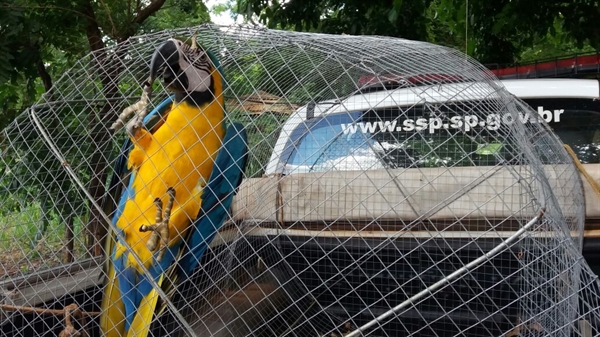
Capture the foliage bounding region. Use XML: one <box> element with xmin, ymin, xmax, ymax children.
<box><xmin>0</xmin><ymin>0</ymin><xmax>213</xmax><ymax>130</ymax></box>
<box><xmin>235</xmin><ymin>0</ymin><xmax>599</xmax><ymax>64</ymax></box>
<box><xmin>141</xmin><ymin>0</ymin><xmax>211</xmax><ymax>32</ymax></box>
<box><xmin>518</xmin><ymin>16</ymin><xmax>597</xmax><ymax>63</ymax></box>
<box><xmin>228</xmin><ymin>109</ymin><xmax>288</xmax><ymax>177</ymax></box>
<box><xmin>0</xmin><ymin>0</ymin><xmax>87</xmax><ymax>129</ymax></box>
<box><xmin>429</xmin><ymin>0</ymin><xmax>600</xmax><ymax>64</ymax></box>
<box><xmin>237</xmin><ymin>0</ymin><xmax>432</xmax><ymax>40</ymax></box>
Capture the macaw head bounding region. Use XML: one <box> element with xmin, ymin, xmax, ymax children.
<box><xmin>148</xmin><ymin>37</ymin><xmax>223</xmax><ymax>101</ymax></box>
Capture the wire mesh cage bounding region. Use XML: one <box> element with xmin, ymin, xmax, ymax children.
<box><xmin>0</xmin><ymin>23</ymin><xmax>599</xmax><ymax>337</ymax></box>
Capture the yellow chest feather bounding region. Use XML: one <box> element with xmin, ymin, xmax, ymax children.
<box><xmin>115</xmin><ymin>100</ymin><xmax>225</xmax><ymax>269</ymax></box>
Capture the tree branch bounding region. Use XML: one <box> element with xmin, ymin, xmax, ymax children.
<box><xmin>133</xmin><ymin>0</ymin><xmax>167</xmax><ymax>25</ymax></box>
<box><xmin>97</xmin><ymin>0</ymin><xmax>118</xmax><ymax>39</ymax></box>
<box><xmin>127</xmin><ymin>0</ymin><xmax>132</xmax><ymax>21</ymax></box>
<box><xmin>0</xmin><ymin>303</ymin><xmax>100</xmax><ymax>316</ymax></box>
<box><xmin>81</xmin><ymin>1</ymin><xmax>105</xmax><ymax>53</ymax></box>
<box><xmin>35</xmin><ymin>54</ymin><xmax>53</xmax><ymax>93</ymax></box>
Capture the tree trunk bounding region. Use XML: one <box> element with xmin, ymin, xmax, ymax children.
<box><xmin>34</xmin><ymin>51</ymin><xmax>53</xmax><ymax>93</ymax></box>
<box><xmin>63</xmin><ymin>212</ymin><xmax>75</xmax><ymax>263</ymax></box>
<box><xmin>32</xmin><ymin>196</ymin><xmax>50</xmax><ymax>250</ymax></box>
<box><xmin>82</xmin><ymin>0</ymin><xmax>111</xmax><ymax>257</ymax></box>
<box><xmin>80</xmin><ymin>0</ymin><xmax>167</xmax><ymax>257</ymax></box>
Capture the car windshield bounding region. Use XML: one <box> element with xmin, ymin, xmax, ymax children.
<box><xmin>283</xmin><ymin>101</ymin><xmax>519</xmax><ymax>174</ymax></box>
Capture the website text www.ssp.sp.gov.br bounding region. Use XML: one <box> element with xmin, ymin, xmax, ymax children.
<box><xmin>341</xmin><ymin>106</ymin><xmax>564</xmax><ymax>135</ymax></box>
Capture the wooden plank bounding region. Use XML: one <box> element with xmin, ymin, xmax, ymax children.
<box><xmin>1</xmin><ymin>264</ymin><xmax>102</xmax><ymax>307</ymax></box>
<box><xmin>0</xmin><ymin>233</ymin><xmax>240</xmax><ymax>308</ymax></box>
<box><xmin>0</xmin><ymin>258</ymin><xmax>101</xmax><ymax>292</ymax></box>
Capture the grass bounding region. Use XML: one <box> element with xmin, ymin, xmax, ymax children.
<box><xmin>0</xmin><ymin>202</ymin><xmax>88</xmax><ymax>280</ymax></box>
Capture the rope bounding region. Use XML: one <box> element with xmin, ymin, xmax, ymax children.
<box><xmin>564</xmin><ymin>144</ymin><xmax>600</xmax><ymax>200</ymax></box>
<box><xmin>0</xmin><ymin>303</ymin><xmax>99</xmax><ymax>337</ymax></box>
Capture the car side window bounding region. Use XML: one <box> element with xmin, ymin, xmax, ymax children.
<box><xmin>282</xmin><ymin>102</ymin><xmax>519</xmax><ymax>173</ymax></box>
<box><xmin>523</xmin><ymin>98</ymin><xmax>600</xmax><ymax>164</ymax></box>
<box><xmin>310</xmin><ymin>126</ymin><xmax>384</xmax><ymax>172</ymax></box>
<box><xmin>284</xmin><ymin>112</ymin><xmax>383</xmax><ymax>173</ymax></box>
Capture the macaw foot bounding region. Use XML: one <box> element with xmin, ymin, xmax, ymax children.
<box><xmin>139</xmin><ymin>187</ymin><xmax>176</xmax><ymax>262</ymax></box>
<box><xmin>110</xmin><ymin>81</ymin><xmax>153</xmax><ymax>132</ymax></box>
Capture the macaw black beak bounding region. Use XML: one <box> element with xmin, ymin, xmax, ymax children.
<box><xmin>149</xmin><ymin>39</ymin><xmax>180</xmax><ymax>85</ymax></box>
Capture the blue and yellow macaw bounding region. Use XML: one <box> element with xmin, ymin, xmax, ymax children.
<box><xmin>100</xmin><ymin>37</ymin><xmax>248</xmax><ymax>337</ymax></box>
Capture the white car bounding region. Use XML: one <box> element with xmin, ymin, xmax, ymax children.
<box><xmin>265</xmin><ymin>78</ymin><xmax>600</xmax><ymax>175</ymax></box>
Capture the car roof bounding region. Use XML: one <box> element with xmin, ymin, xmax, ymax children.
<box><xmin>501</xmin><ymin>78</ymin><xmax>599</xmax><ymax>99</ymax></box>
<box><xmin>303</xmin><ymin>78</ymin><xmax>600</xmax><ymax>119</ymax></box>
<box><xmin>309</xmin><ymin>81</ymin><xmax>503</xmax><ymax>118</ymax></box>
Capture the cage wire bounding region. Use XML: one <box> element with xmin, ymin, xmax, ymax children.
<box><xmin>0</xmin><ymin>23</ymin><xmax>598</xmax><ymax>337</ymax></box>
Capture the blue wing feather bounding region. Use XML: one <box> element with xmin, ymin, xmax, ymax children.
<box><xmin>179</xmin><ymin>122</ymin><xmax>248</xmax><ymax>276</ymax></box>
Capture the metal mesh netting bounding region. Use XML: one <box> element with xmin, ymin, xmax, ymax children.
<box><xmin>0</xmin><ymin>23</ymin><xmax>599</xmax><ymax>337</ymax></box>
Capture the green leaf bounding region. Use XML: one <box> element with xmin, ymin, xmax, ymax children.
<box><xmin>393</xmin><ymin>0</ymin><xmax>403</xmax><ymax>12</ymax></box>
<box><xmin>491</xmin><ymin>19</ymin><xmax>504</xmax><ymax>35</ymax></box>
<box><xmin>388</xmin><ymin>8</ymin><xmax>398</xmax><ymax>23</ymax></box>
<box><xmin>476</xmin><ymin>143</ymin><xmax>503</xmax><ymax>155</ymax></box>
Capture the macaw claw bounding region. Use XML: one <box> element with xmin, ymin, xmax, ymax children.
<box><xmin>111</xmin><ymin>81</ymin><xmax>153</xmax><ymax>133</ymax></box>
<box><xmin>139</xmin><ymin>187</ymin><xmax>176</xmax><ymax>262</ymax></box>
